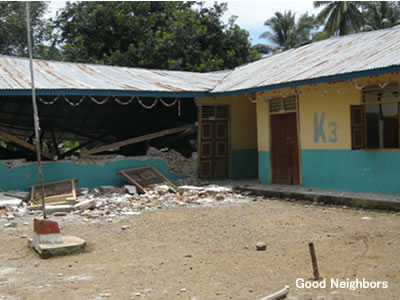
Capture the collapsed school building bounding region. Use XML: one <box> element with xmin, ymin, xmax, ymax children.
<box><xmin>1</xmin><ymin>26</ymin><xmax>400</xmax><ymax>195</ymax></box>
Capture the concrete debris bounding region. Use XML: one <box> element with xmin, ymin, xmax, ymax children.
<box><xmin>0</xmin><ymin>159</ymin><xmax>27</xmax><ymax>169</ymax></box>
<box><xmin>4</xmin><ymin>191</ymin><xmax>29</xmax><ymax>201</ymax></box>
<box><xmin>146</xmin><ymin>148</ymin><xmax>197</xmax><ymax>176</ymax></box>
<box><xmin>0</xmin><ymin>183</ymin><xmax>254</xmax><ymax>221</ymax></box>
<box><xmin>74</xmin><ymin>199</ymin><xmax>96</xmax><ymax>211</ymax></box>
<box><xmin>4</xmin><ymin>222</ymin><xmax>17</xmax><ymax>228</ymax></box>
<box><xmin>0</xmin><ymin>194</ymin><xmax>23</xmax><ymax>207</ymax></box>
<box><xmin>124</xmin><ymin>185</ymin><xmax>137</xmax><ymax>195</ymax></box>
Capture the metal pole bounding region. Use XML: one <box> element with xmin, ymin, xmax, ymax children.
<box><xmin>25</xmin><ymin>2</ymin><xmax>47</xmax><ymax>219</ymax></box>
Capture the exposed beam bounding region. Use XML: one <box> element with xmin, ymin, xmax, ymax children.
<box><xmin>59</xmin><ymin>132</ymin><xmax>111</xmax><ymax>159</ymax></box>
<box><xmin>80</xmin><ymin>123</ymin><xmax>195</xmax><ymax>157</ymax></box>
<box><xmin>0</xmin><ymin>129</ymin><xmax>57</xmax><ymax>160</ymax></box>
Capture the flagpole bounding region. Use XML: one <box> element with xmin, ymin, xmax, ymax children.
<box><xmin>25</xmin><ymin>1</ymin><xmax>47</xmax><ymax>219</ymax></box>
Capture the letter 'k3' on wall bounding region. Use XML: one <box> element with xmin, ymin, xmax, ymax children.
<box><xmin>314</xmin><ymin>112</ymin><xmax>338</xmax><ymax>143</ymax></box>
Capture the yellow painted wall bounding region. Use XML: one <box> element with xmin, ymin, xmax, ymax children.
<box><xmin>255</xmin><ymin>74</ymin><xmax>397</xmax><ymax>151</ymax></box>
<box><xmin>299</xmin><ymin>82</ymin><xmax>359</xmax><ymax>150</ymax></box>
<box><xmin>199</xmin><ymin>94</ymin><xmax>257</xmax><ymax>149</ymax></box>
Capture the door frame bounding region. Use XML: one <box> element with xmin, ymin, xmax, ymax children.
<box><xmin>197</xmin><ymin>103</ymin><xmax>231</xmax><ymax>179</ymax></box>
<box><xmin>268</xmin><ymin>95</ymin><xmax>302</xmax><ymax>185</ymax></box>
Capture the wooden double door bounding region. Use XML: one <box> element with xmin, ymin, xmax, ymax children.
<box><xmin>199</xmin><ymin>120</ymin><xmax>229</xmax><ymax>179</ymax></box>
<box><xmin>270</xmin><ymin>112</ymin><xmax>300</xmax><ymax>185</ymax></box>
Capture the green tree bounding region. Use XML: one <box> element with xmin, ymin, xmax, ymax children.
<box><xmin>0</xmin><ymin>1</ymin><xmax>52</xmax><ymax>57</ymax></box>
<box><xmin>314</xmin><ymin>1</ymin><xmax>364</xmax><ymax>36</ymax></box>
<box><xmin>360</xmin><ymin>2</ymin><xmax>400</xmax><ymax>31</ymax></box>
<box><xmin>54</xmin><ymin>1</ymin><xmax>259</xmax><ymax>71</ymax></box>
<box><xmin>259</xmin><ymin>11</ymin><xmax>316</xmax><ymax>53</ymax></box>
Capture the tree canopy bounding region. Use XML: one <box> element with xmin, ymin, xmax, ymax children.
<box><xmin>0</xmin><ymin>1</ymin><xmax>50</xmax><ymax>57</ymax></box>
<box><xmin>259</xmin><ymin>11</ymin><xmax>316</xmax><ymax>53</ymax></box>
<box><xmin>53</xmin><ymin>1</ymin><xmax>259</xmax><ymax>71</ymax></box>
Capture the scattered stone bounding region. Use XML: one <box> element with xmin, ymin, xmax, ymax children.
<box><xmin>361</xmin><ymin>216</ymin><xmax>373</xmax><ymax>220</ymax></box>
<box><xmin>4</xmin><ymin>222</ymin><xmax>17</xmax><ymax>228</ymax></box>
<box><xmin>7</xmin><ymin>214</ymin><xmax>15</xmax><ymax>220</ymax></box>
<box><xmin>184</xmin><ymin>254</ymin><xmax>192</xmax><ymax>258</ymax></box>
<box><xmin>98</xmin><ymin>293</ymin><xmax>111</xmax><ymax>298</ymax></box>
<box><xmin>121</xmin><ymin>225</ymin><xmax>130</xmax><ymax>231</ymax></box>
<box><xmin>34</xmin><ymin>262</ymin><xmax>40</xmax><ymax>267</ymax></box>
<box><xmin>256</xmin><ymin>242</ymin><xmax>267</xmax><ymax>251</ymax></box>
<box><xmin>20</xmin><ymin>235</ymin><xmax>28</xmax><ymax>239</ymax></box>
<box><xmin>180</xmin><ymin>288</ymin><xmax>187</xmax><ymax>292</ymax></box>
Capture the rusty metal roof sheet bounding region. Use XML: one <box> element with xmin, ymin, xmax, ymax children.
<box><xmin>211</xmin><ymin>26</ymin><xmax>400</xmax><ymax>93</ymax></box>
<box><xmin>0</xmin><ymin>56</ymin><xmax>228</xmax><ymax>93</ymax></box>
<box><xmin>1</xmin><ymin>27</ymin><xmax>400</xmax><ymax>95</ymax></box>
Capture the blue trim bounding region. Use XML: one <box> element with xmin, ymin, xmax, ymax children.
<box><xmin>258</xmin><ymin>151</ymin><xmax>270</xmax><ymax>184</ymax></box>
<box><xmin>301</xmin><ymin>149</ymin><xmax>400</xmax><ymax>195</ymax></box>
<box><xmin>0</xmin><ymin>89</ymin><xmax>209</xmax><ymax>98</ymax></box>
<box><xmin>1</xmin><ymin>65</ymin><xmax>399</xmax><ymax>98</ymax></box>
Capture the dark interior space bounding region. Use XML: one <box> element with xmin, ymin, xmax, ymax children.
<box><xmin>0</xmin><ymin>95</ymin><xmax>197</xmax><ymax>160</ymax></box>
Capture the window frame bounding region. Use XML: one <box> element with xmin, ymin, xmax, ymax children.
<box><xmin>351</xmin><ymin>82</ymin><xmax>400</xmax><ymax>150</ymax></box>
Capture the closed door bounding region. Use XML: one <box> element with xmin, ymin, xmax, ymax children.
<box><xmin>270</xmin><ymin>112</ymin><xmax>300</xmax><ymax>184</ymax></box>
<box><xmin>199</xmin><ymin>120</ymin><xmax>229</xmax><ymax>179</ymax></box>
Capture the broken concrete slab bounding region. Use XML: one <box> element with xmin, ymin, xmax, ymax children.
<box><xmin>74</xmin><ymin>199</ymin><xmax>96</xmax><ymax>211</ymax></box>
<box><xmin>0</xmin><ymin>197</ymin><xmax>22</xmax><ymax>207</ymax></box>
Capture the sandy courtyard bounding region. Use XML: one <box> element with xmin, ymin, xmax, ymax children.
<box><xmin>0</xmin><ymin>197</ymin><xmax>399</xmax><ymax>300</ymax></box>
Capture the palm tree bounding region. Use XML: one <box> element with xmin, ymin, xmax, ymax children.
<box><xmin>259</xmin><ymin>11</ymin><xmax>315</xmax><ymax>53</ymax></box>
<box><xmin>360</xmin><ymin>2</ymin><xmax>400</xmax><ymax>31</ymax></box>
<box><xmin>314</xmin><ymin>1</ymin><xmax>364</xmax><ymax>36</ymax></box>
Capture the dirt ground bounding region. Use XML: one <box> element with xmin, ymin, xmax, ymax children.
<box><xmin>1</xmin><ymin>197</ymin><xmax>399</xmax><ymax>300</ymax></box>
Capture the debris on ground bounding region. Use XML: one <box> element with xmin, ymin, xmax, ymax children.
<box><xmin>0</xmin><ymin>183</ymin><xmax>254</xmax><ymax>220</ymax></box>
<box><xmin>146</xmin><ymin>147</ymin><xmax>197</xmax><ymax>176</ymax></box>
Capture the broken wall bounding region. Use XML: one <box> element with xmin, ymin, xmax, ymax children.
<box><xmin>0</xmin><ymin>157</ymin><xmax>185</xmax><ymax>191</ymax></box>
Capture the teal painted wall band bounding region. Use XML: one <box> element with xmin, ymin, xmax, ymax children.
<box><xmin>0</xmin><ymin>158</ymin><xmax>185</xmax><ymax>191</ymax></box>
<box><xmin>301</xmin><ymin>150</ymin><xmax>400</xmax><ymax>195</ymax></box>
<box><xmin>230</xmin><ymin>149</ymin><xmax>258</xmax><ymax>179</ymax></box>
<box><xmin>258</xmin><ymin>151</ymin><xmax>270</xmax><ymax>184</ymax></box>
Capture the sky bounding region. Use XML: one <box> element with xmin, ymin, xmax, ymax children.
<box><xmin>46</xmin><ymin>0</ymin><xmax>321</xmax><ymax>45</ymax></box>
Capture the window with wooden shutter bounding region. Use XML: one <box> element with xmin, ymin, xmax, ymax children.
<box><xmin>359</xmin><ymin>82</ymin><xmax>400</xmax><ymax>149</ymax></box>
<box><xmin>351</xmin><ymin>105</ymin><xmax>365</xmax><ymax>149</ymax></box>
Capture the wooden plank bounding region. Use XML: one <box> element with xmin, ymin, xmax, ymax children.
<box><xmin>0</xmin><ymin>129</ymin><xmax>57</xmax><ymax>160</ymax></box>
<box><xmin>80</xmin><ymin>123</ymin><xmax>194</xmax><ymax>157</ymax></box>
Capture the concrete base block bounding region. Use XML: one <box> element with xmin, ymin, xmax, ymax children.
<box><xmin>28</xmin><ymin>235</ymin><xmax>86</xmax><ymax>258</ymax></box>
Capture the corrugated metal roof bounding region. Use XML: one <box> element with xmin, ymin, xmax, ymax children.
<box><xmin>0</xmin><ymin>56</ymin><xmax>228</xmax><ymax>92</ymax></box>
<box><xmin>212</xmin><ymin>26</ymin><xmax>400</xmax><ymax>93</ymax></box>
<box><xmin>0</xmin><ymin>26</ymin><xmax>399</xmax><ymax>95</ymax></box>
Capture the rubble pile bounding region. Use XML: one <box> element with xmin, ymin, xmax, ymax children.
<box><xmin>146</xmin><ymin>147</ymin><xmax>197</xmax><ymax>176</ymax></box>
<box><xmin>0</xmin><ymin>184</ymin><xmax>253</xmax><ymax>222</ymax></box>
